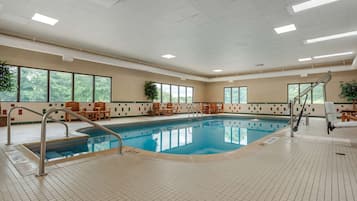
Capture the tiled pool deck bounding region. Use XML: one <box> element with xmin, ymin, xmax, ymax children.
<box><xmin>1</xmin><ymin>114</ymin><xmax>357</xmax><ymax>201</ymax></box>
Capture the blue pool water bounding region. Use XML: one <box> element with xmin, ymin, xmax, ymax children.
<box><xmin>28</xmin><ymin>116</ymin><xmax>288</xmax><ymax>160</ymax></box>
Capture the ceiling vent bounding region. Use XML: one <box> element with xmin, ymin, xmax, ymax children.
<box><xmin>88</xmin><ymin>0</ymin><xmax>121</xmax><ymax>8</ymax></box>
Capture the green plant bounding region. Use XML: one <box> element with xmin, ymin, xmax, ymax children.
<box><xmin>0</xmin><ymin>59</ymin><xmax>15</xmax><ymax>115</ymax></box>
<box><xmin>144</xmin><ymin>81</ymin><xmax>158</xmax><ymax>102</ymax></box>
<box><xmin>339</xmin><ymin>80</ymin><xmax>357</xmax><ymax>101</ymax></box>
<box><xmin>0</xmin><ymin>60</ymin><xmax>14</xmax><ymax>92</ymax></box>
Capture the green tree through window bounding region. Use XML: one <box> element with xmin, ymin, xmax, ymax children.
<box><xmin>0</xmin><ymin>66</ymin><xmax>17</xmax><ymax>101</ymax></box>
<box><xmin>74</xmin><ymin>74</ymin><xmax>93</xmax><ymax>102</ymax></box>
<box><xmin>50</xmin><ymin>71</ymin><xmax>72</xmax><ymax>102</ymax></box>
<box><xmin>95</xmin><ymin>76</ymin><xmax>111</xmax><ymax>102</ymax></box>
<box><xmin>20</xmin><ymin>68</ymin><xmax>48</xmax><ymax>102</ymax></box>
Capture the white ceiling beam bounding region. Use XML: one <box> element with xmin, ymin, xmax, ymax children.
<box><xmin>0</xmin><ymin>34</ymin><xmax>356</xmax><ymax>83</ymax></box>
<box><xmin>209</xmin><ymin>65</ymin><xmax>355</xmax><ymax>82</ymax></box>
<box><xmin>0</xmin><ymin>33</ymin><xmax>208</xmax><ymax>82</ymax></box>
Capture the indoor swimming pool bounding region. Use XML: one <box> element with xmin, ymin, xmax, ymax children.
<box><xmin>26</xmin><ymin>116</ymin><xmax>288</xmax><ymax>160</ymax></box>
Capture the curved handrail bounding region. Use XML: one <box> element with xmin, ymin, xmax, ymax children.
<box><xmin>37</xmin><ymin>108</ymin><xmax>123</xmax><ymax>176</ymax></box>
<box><xmin>6</xmin><ymin>106</ymin><xmax>69</xmax><ymax>145</ymax></box>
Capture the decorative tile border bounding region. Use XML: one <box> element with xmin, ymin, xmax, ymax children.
<box><xmin>224</xmin><ymin>103</ymin><xmax>354</xmax><ymax>117</ymax></box>
<box><xmin>1</xmin><ymin>102</ymin><xmax>353</xmax><ymax>123</ymax></box>
<box><xmin>0</xmin><ymin>102</ymin><xmax>200</xmax><ymax>123</ymax></box>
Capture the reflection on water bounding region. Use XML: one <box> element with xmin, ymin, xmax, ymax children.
<box><xmin>152</xmin><ymin>127</ymin><xmax>193</xmax><ymax>152</ymax></box>
<box><xmin>225</xmin><ymin>127</ymin><xmax>248</xmax><ymax>145</ymax></box>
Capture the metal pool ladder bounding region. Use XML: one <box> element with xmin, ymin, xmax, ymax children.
<box><xmin>37</xmin><ymin>108</ymin><xmax>123</xmax><ymax>176</ymax></box>
<box><xmin>6</xmin><ymin>106</ymin><xmax>69</xmax><ymax>145</ymax></box>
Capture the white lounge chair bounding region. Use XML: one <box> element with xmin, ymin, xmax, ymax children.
<box><xmin>324</xmin><ymin>102</ymin><xmax>357</xmax><ymax>134</ymax></box>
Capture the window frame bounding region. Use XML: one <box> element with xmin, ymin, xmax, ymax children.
<box><xmin>224</xmin><ymin>86</ymin><xmax>248</xmax><ymax>104</ymax></box>
<box><xmin>4</xmin><ymin>64</ymin><xmax>112</xmax><ymax>103</ymax></box>
<box><xmin>153</xmin><ymin>82</ymin><xmax>194</xmax><ymax>104</ymax></box>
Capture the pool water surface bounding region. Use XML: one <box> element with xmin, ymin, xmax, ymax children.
<box><xmin>28</xmin><ymin>116</ymin><xmax>288</xmax><ymax>160</ymax></box>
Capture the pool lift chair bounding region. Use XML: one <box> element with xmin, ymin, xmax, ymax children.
<box><xmin>324</xmin><ymin>102</ymin><xmax>357</xmax><ymax>134</ymax></box>
<box><xmin>289</xmin><ymin>71</ymin><xmax>332</xmax><ymax>137</ymax></box>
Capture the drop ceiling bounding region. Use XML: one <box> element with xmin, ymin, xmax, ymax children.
<box><xmin>0</xmin><ymin>0</ymin><xmax>356</xmax><ymax>77</ymax></box>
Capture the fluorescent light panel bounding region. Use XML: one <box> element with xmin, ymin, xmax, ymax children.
<box><xmin>274</xmin><ymin>24</ymin><xmax>296</xmax><ymax>34</ymax></box>
<box><xmin>161</xmin><ymin>54</ymin><xmax>176</xmax><ymax>59</ymax></box>
<box><xmin>313</xmin><ymin>51</ymin><xmax>354</xmax><ymax>59</ymax></box>
<box><xmin>292</xmin><ymin>0</ymin><xmax>339</xmax><ymax>13</ymax></box>
<box><xmin>299</xmin><ymin>57</ymin><xmax>312</xmax><ymax>62</ymax></box>
<box><xmin>32</xmin><ymin>13</ymin><xmax>58</xmax><ymax>26</ymax></box>
<box><xmin>212</xmin><ymin>69</ymin><xmax>223</xmax><ymax>72</ymax></box>
<box><xmin>305</xmin><ymin>31</ymin><xmax>357</xmax><ymax>44</ymax></box>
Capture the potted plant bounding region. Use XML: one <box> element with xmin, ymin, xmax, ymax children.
<box><xmin>339</xmin><ymin>80</ymin><xmax>357</xmax><ymax>110</ymax></box>
<box><xmin>144</xmin><ymin>81</ymin><xmax>158</xmax><ymax>115</ymax></box>
<box><xmin>0</xmin><ymin>60</ymin><xmax>15</xmax><ymax>126</ymax></box>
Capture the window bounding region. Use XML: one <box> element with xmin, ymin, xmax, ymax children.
<box><xmin>154</xmin><ymin>83</ymin><xmax>161</xmax><ymax>102</ymax></box>
<box><xmin>95</xmin><ymin>76</ymin><xmax>111</xmax><ymax>102</ymax></box>
<box><xmin>20</xmin><ymin>67</ymin><xmax>48</xmax><ymax>102</ymax></box>
<box><xmin>300</xmin><ymin>83</ymin><xmax>312</xmax><ymax>104</ymax></box>
<box><xmin>224</xmin><ymin>87</ymin><xmax>248</xmax><ymax>104</ymax></box>
<box><xmin>50</xmin><ymin>71</ymin><xmax>72</xmax><ymax>102</ymax></box>
<box><xmin>153</xmin><ymin>83</ymin><xmax>193</xmax><ymax>104</ymax></box>
<box><xmin>240</xmin><ymin>87</ymin><xmax>248</xmax><ymax>104</ymax></box>
<box><xmin>0</xmin><ymin>66</ymin><xmax>18</xmax><ymax>102</ymax></box>
<box><xmin>313</xmin><ymin>84</ymin><xmax>325</xmax><ymax>104</ymax></box>
<box><xmin>187</xmin><ymin>87</ymin><xmax>193</xmax><ymax>103</ymax></box>
<box><xmin>232</xmin><ymin>88</ymin><xmax>239</xmax><ymax>104</ymax></box>
<box><xmin>2</xmin><ymin>64</ymin><xmax>112</xmax><ymax>103</ymax></box>
<box><xmin>179</xmin><ymin>86</ymin><xmax>186</xmax><ymax>103</ymax></box>
<box><xmin>288</xmin><ymin>84</ymin><xmax>299</xmax><ymax>103</ymax></box>
<box><xmin>288</xmin><ymin>83</ymin><xmax>325</xmax><ymax>104</ymax></box>
<box><xmin>162</xmin><ymin>84</ymin><xmax>170</xmax><ymax>103</ymax></box>
<box><xmin>74</xmin><ymin>74</ymin><xmax>93</xmax><ymax>102</ymax></box>
<box><xmin>171</xmin><ymin>85</ymin><xmax>178</xmax><ymax>103</ymax></box>
<box><xmin>224</xmin><ymin>88</ymin><xmax>231</xmax><ymax>104</ymax></box>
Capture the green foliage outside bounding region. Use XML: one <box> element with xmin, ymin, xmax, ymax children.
<box><xmin>0</xmin><ymin>60</ymin><xmax>15</xmax><ymax>92</ymax></box>
<box><xmin>74</xmin><ymin>74</ymin><xmax>93</xmax><ymax>102</ymax></box>
<box><xmin>20</xmin><ymin>67</ymin><xmax>48</xmax><ymax>102</ymax></box>
<box><xmin>0</xmin><ymin>61</ymin><xmax>17</xmax><ymax>101</ymax></box>
<box><xmin>340</xmin><ymin>81</ymin><xmax>357</xmax><ymax>101</ymax></box>
<box><xmin>95</xmin><ymin>76</ymin><xmax>111</xmax><ymax>102</ymax></box>
<box><xmin>50</xmin><ymin>71</ymin><xmax>72</xmax><ymax>102</ymax></box>
<box><xmin>144</xmin><ymin>81</ymin><xmax>158</xmax><ymax>102</ymax></box>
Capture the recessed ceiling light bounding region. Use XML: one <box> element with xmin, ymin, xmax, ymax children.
<box><xmin>161</xmin><ymin>54</ymin><xmax>176</xmax><ymax>59</ymax></box>
<box><xmin>274</xmin><ymin>24</ymin><xmax>297</xmax><ymax>34</ymax></box>
<box><xmin>305</xmin><ymin>31</ymin><xmax>357</xmax><ymax>44</ymax></box>
<box><xmin>212</xmin><ymin>69</ymin><xmax>223</xmax><ymax>72</ymax></box>
<box><xmin>298</xmin><ymin>57</ymin><xmax>312</xmax><ymax>62</ymax></box>
<box><xmin>292</xmin><ymin>0</ymin><xmax>339</xmax><ymax>13</ymax></box>
<box><xmin>313</xmin><ymin>51</ymin><xmax>354</xmax><ymax>59</ymax></box>
<box><xmin>32</xmin><ymin>13</ymin><xmax>58</xmax><ymax>26</ymax></box>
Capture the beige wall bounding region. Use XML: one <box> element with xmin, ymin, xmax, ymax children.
<box><xmin>0</xmin><ymin>45</ymin><xmax>206</xmax><ymax>102</ymax></box>
<box><xmin>205</xmin><ymin>70</ymin><xmax>357</xmax><ymax>103</ymax></box>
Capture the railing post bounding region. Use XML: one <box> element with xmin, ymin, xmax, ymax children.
<box><xmin>37</xmin><ymin>113</ymin><xmax>49</xmax><ymax>176</ymax></box>
<box><xmin>290</xmin><ymin>101</ymin><xmax>294</xmax><ymax>137</ymax></box>
<box><xmin>6</xmin><ymin>108</ymin><xmax>12</xmax><ymax>145</ymax></box>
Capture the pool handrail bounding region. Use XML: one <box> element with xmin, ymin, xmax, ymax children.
<box><xmin>6</xmin><ymin>106</ymin><xmax>69</xmax><ymax>145</ymax></box>
<box><xmin>37</xmin><ymin>108</ymin><xmax>123</xmax><ymax>176</ymax></box>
